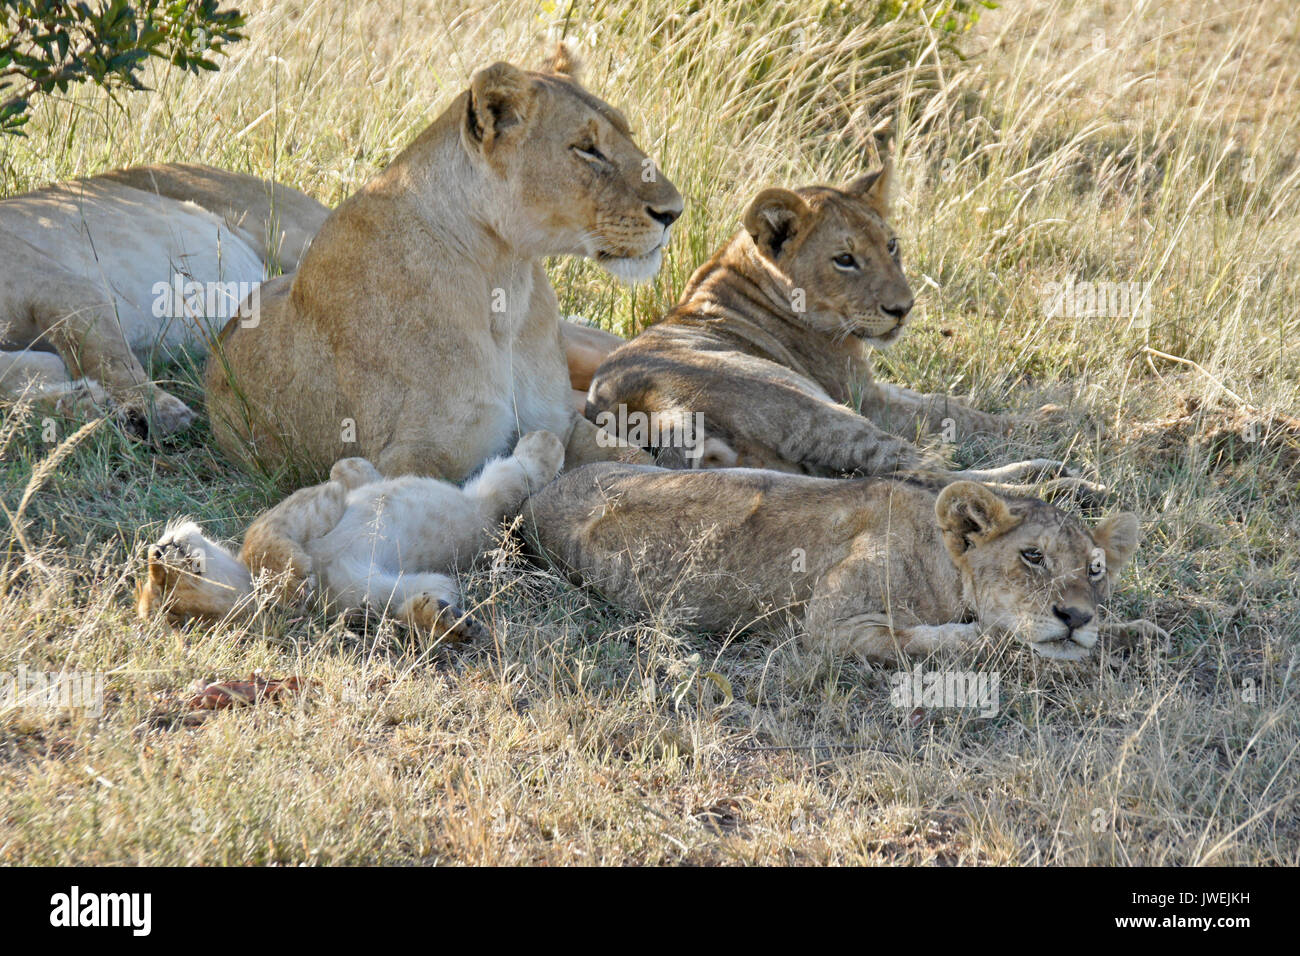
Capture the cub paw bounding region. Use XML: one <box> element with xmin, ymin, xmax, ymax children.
<box><xmin>405</xmin><ymin>595</ymin><xmax>490</xmax><ymax>644</ymax></box>
<box><xmin>137</xmin><ymin>535</ymin><xmax>207</xmax><ymax>620</ymax></box>
<box><xmin>329</xmin><ymin>457</ymin><xmax>383</xmax><ymax>490</ymax></box>
<box><xmin>513</xmin><ymin>430</ymin><xmax>566</xmax><ymax>489</ymax></box>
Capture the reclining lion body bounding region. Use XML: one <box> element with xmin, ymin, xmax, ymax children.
<box><xmin>585</xmin><ymin>166</ymin><xmax>1044</xmax><ymax>484</ymax></box>
<box><xmin>527</xmin><ymin>463</ymin><xmax>1155</xmax><ymax>662</ymax></box>
<box><xmin>0</xmin><ymin>164</ymin><xmax>326</xmax><ymax>434</ymax></box>
<box><xmin>206</xmin><ymin>54</ymin><xmax>682</xmax><ymax>485</ymax></box>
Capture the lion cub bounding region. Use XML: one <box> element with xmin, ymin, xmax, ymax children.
<box><xmin>525</xmin><ymin>464</ymin><xmax>1163</xmax><ymax>662</ymax></box>
<box><xmin>138</xmin><ymin>431</ymin><xmax>565</xmax><ymax>639</ymax></box>
<box><xmin>586</xmin><ymin>163</ymin><xmax>1080</xmax><ymax>494</ymax></box>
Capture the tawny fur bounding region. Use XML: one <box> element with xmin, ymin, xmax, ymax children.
<box><xmin>138</xmin><ymin>431</ymin><xmax>565</xmax><ymax>642</ymax></box>
<box><xmin>205</xmin><ymin>47</ymin><xmax>681</xmax><ymax>486</ymax></box>
<box><xmin>585</xmin><ymin>164</ymin><xmax>1075</xmax><ymax>491</ymax></box>
<box><xmin>0</xmin><ymin>163</ymin><xmax>327</xmax><ymax>435</ymax></box>
<box><xmin>525</xmin><ymin>463</ymin><xmax>1164</xmax><ymax>663</ymax></box>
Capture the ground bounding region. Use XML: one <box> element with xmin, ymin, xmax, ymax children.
<box><xmin>0</xmin><ymin>0</ymin><xmax>1297</xmax><ymax>864</ymax></box>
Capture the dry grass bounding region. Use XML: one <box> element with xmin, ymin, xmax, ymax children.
<box><xmin>1</xmin><ymin>0</ymin><xmax>1297</xmax><ymax>865</ymax></box>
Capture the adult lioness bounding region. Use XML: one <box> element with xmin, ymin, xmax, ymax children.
<box><xmin>526</xmin><ymin>464</ymin><xmax>1166</xmax><ymax>663</ymax></box>
<box><xmin>585</xmin><ymin>163</ymin><xmax>1063</xmax><ymax>488</ymax></box>
<box><xmin>0</xmin><ymin>164</ymin><xmax>327</xmax><ymax>435</ymax></box>
<box><xmin>206</xmin><ymin>49</ymin><xmax>682</xmax><ymax>485</ymax></box>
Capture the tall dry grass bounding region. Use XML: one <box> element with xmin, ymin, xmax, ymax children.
<box><xmin>0</xmin><ymin>0</ymin><xmax>1297</xmax><ymax>864</ymax></box>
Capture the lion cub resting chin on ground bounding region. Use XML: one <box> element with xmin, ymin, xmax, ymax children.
<box><xmin>526</xmin><ymin>464</ymin><xmax>1165</xmax><ymax>662</ymax></box>
<box><xmin>138</xmin><ymin>431</ymin><xmax>565</xmax><ymax>640</ymax></box>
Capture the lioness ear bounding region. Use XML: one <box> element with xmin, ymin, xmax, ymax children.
<box><xmin>464</xmin><ymin>62</ymin><xmax>537</xmax><ymax>153</ymax></box>
<box><xmin>844</xmin><ymin>155</ymin><xmax>893</xmax><ymax>217</ymax></box>
<box><xmin>1092</xmin><ymin>512</ymin><xmax>1139</xmax><ymax>573</ymax></box>
<box><xmin>542</xmin><ymin>41</ymin><xmax>583</xmax><ymax>81</ymax></box>
<box><xmin>935</xmin><ymin>481</ymin><xmax>1019</xmax><ymax>558</ymax></box>
<box><xmin>743</xmin><ymin>188</ymin><xmax>810</xmax><ymax>259</ymax></box>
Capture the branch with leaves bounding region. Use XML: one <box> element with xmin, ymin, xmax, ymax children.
<box><xmin>0</xmin><ymin>0</ymin><xmax>245</xmax><ymax>135</ymax></box>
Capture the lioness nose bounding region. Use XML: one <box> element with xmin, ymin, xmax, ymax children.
<box><xmin>880</xmin><ymin>300</ymin><xmax>913</xmax><ymax>320</ymax></box>
<box><xmin>647</xmin><ymin>205</ymin><xmax>680</xmax><ymax>228</ymax></box>
<box><xmin>1053</xmin><ymin>605</ymin><xmax>1093</xmax><ymax>630</ymax></box>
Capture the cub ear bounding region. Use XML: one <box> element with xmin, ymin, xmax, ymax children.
<box><xmin>743</xmin><ymin>188</ymin><xmax>810</xmax><ymax>259</ymax></box>
<box><xmin>935</xmin><ymin>481</ymin><xmax>1019</xmax><ymax>558</ymax></box>
<box><xmin>542</xmin><ymin>41</ymin><xmax>583</xmax><ymax>81</ymax></box>
<box><xmin>1092</xmin><ymin>512</ymin><xmax>1139</xmax><ymax>573</ymax></box>
<box><xmin>464</xmin><ymin>62</ymin><xmax>537</xmax><ymax>153</ymax></box>
<box><xmin>844</xmin><ymin>155</ymin><xmax>893</xmax><ymax>217</ymax></box>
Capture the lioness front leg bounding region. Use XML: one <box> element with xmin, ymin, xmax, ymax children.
<box><xmin>16</xmin><ymin>260</ymin><xmax>196</xmax><ymax>436</ymax></box>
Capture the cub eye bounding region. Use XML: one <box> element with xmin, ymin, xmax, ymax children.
<box><xmin>832</xmin><ymin>253</ymin><xmax>858</xmax><ymax>270</ymax></box>
<box><xmin>887</xmin><ymin>237</ymin><xmax>900</xmax><ymax>257</ymax></box>
<box><xmin>1020</xmin><ymin>548</ymin><xmax>1044</xmax><ymax>568</ymax></box>
<box><xmin>573</xmin><ymin>144</ymin><xmax>608</xmax><ymax>164</ymax></box>
<box><xmin>1088</xmin><ymin>547</ymin><xmax>1107</xmax><ymax>579</ymax></box>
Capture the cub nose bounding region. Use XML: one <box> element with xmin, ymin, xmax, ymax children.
<box><xmin>879</xmin><ymin>300</ymin><xmax>913</xmax><ymax>321</ymax></box>
<box><xmin>647</xmin><ymin>204</ymin><xmax>680</xmax><ymax>228</ymax></box>
<box><xmin>1053</xmin><ymin>606</ymin><xmax>1094</xmax><ymax>631</ymax></box>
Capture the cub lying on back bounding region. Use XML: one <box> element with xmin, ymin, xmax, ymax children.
<box><xmin>138</xmin><ymin>431</ymin><xmax>564</xmax><ymax>639</ymax></box>
<box><xmin>526</xmin><ymin>464</ymin><xmax>1164</xmax><ymax>662</ymax></box>
<box><xmin>586</xmin><ymin>162</ymin><xmax>1076</xmax><ymax>493</ymax></box>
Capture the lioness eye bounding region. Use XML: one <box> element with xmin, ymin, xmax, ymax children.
<box><xmin>887</xmin><ymin>238</ymin><xmax>900</xmax><ymax>257</ymax></box>
<box><xmin>832</xmin><ymin>253</ymin><xmax>858</xmax><ymax>270</ymax></box>
<box><xmin>573</xmin><ymin>144</ymin><xmax>608</xmax><ymax>163</ymax></box>
<box><xmin>1020</xmin><ymin>548</ymin><xmax>1044</xmax><ymax>567</ymax></box>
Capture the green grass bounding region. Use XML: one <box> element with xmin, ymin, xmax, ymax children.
<box><xmin>1</xmin><ymin>0</ymin><xmax>1297</xmax><ymax>864</ymax></box>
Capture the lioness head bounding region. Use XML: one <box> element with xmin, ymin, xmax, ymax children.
<box><xmin>936</xmin><ymin>482</ymin><xmax>1140</xmax><ymax>660</ymax></box>
<box><xmin>741</xmin><ymin>162</ymin><xmax>914</xmax><ymax>344</ymax></box>
<box><xmin>460</xmin><ymin>46</ymin><xmax>683</xmax><ymax>282</ymax></box>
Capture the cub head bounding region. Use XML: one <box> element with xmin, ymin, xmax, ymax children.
<box><xmin>460</xmin><ymin>45</ymin><xmax>683</xmax><ymax>282</ymax></box>
<box><xmin>935</xmin><ymin>482</ymin><xmax>1140</xmax><ymax>661</ymax></box>
<box><xmin>741</xmin><ymin>162</ymin><xmax>914</xmax><ymax>344</ymax></box>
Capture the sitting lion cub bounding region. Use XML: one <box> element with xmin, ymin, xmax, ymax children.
<box><xmin>526</xmin><ymin>464</ymin><xmax>1164</xmax><ymax>662</ymax></box>
<box><xmin>586</xmin><ymin>161</ymin><xmax>1073</xmax><ymax>492</ymax></box>
<box><xmin>138</xmin><ymin>431</ymin><xmax>564</xmax><ymax>639</ymax></box>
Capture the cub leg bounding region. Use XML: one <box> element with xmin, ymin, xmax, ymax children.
<box><xmin>867</xmin><ymin>381</ymin><xmax>1014</xmax><ymax>439</ymax></box>
<box><xmin>688</xmin><ymin>373</ymin><xmax>932</xmax><ymax>475</ymax></box>
<box><xmin>804</xmin><ymin>609</ymin><xmax>982</xmax><ymax>665</ymax></box>
<box><xmin>138</xmin><ymin>521</ymin><xmax>254</xmax><ymax>622</ymax></box>
<box><xmin>463</xmin><ymin>429</ymin><xmax>565</xmax><ymax>521</ymax></box>
<box><xmin>802</xmin><ymin>557</ymin><xmax>980</xmax><ymax>664</ymax></box>
<box><xmin>328</xmin><ymin>561</ymin><xmax>487</xmax><ymax>643</ymax></box>
<box><xmin>239</xmin><ymin>463</ymin><xmax>364</xmax><ymax>600</ymax></box>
